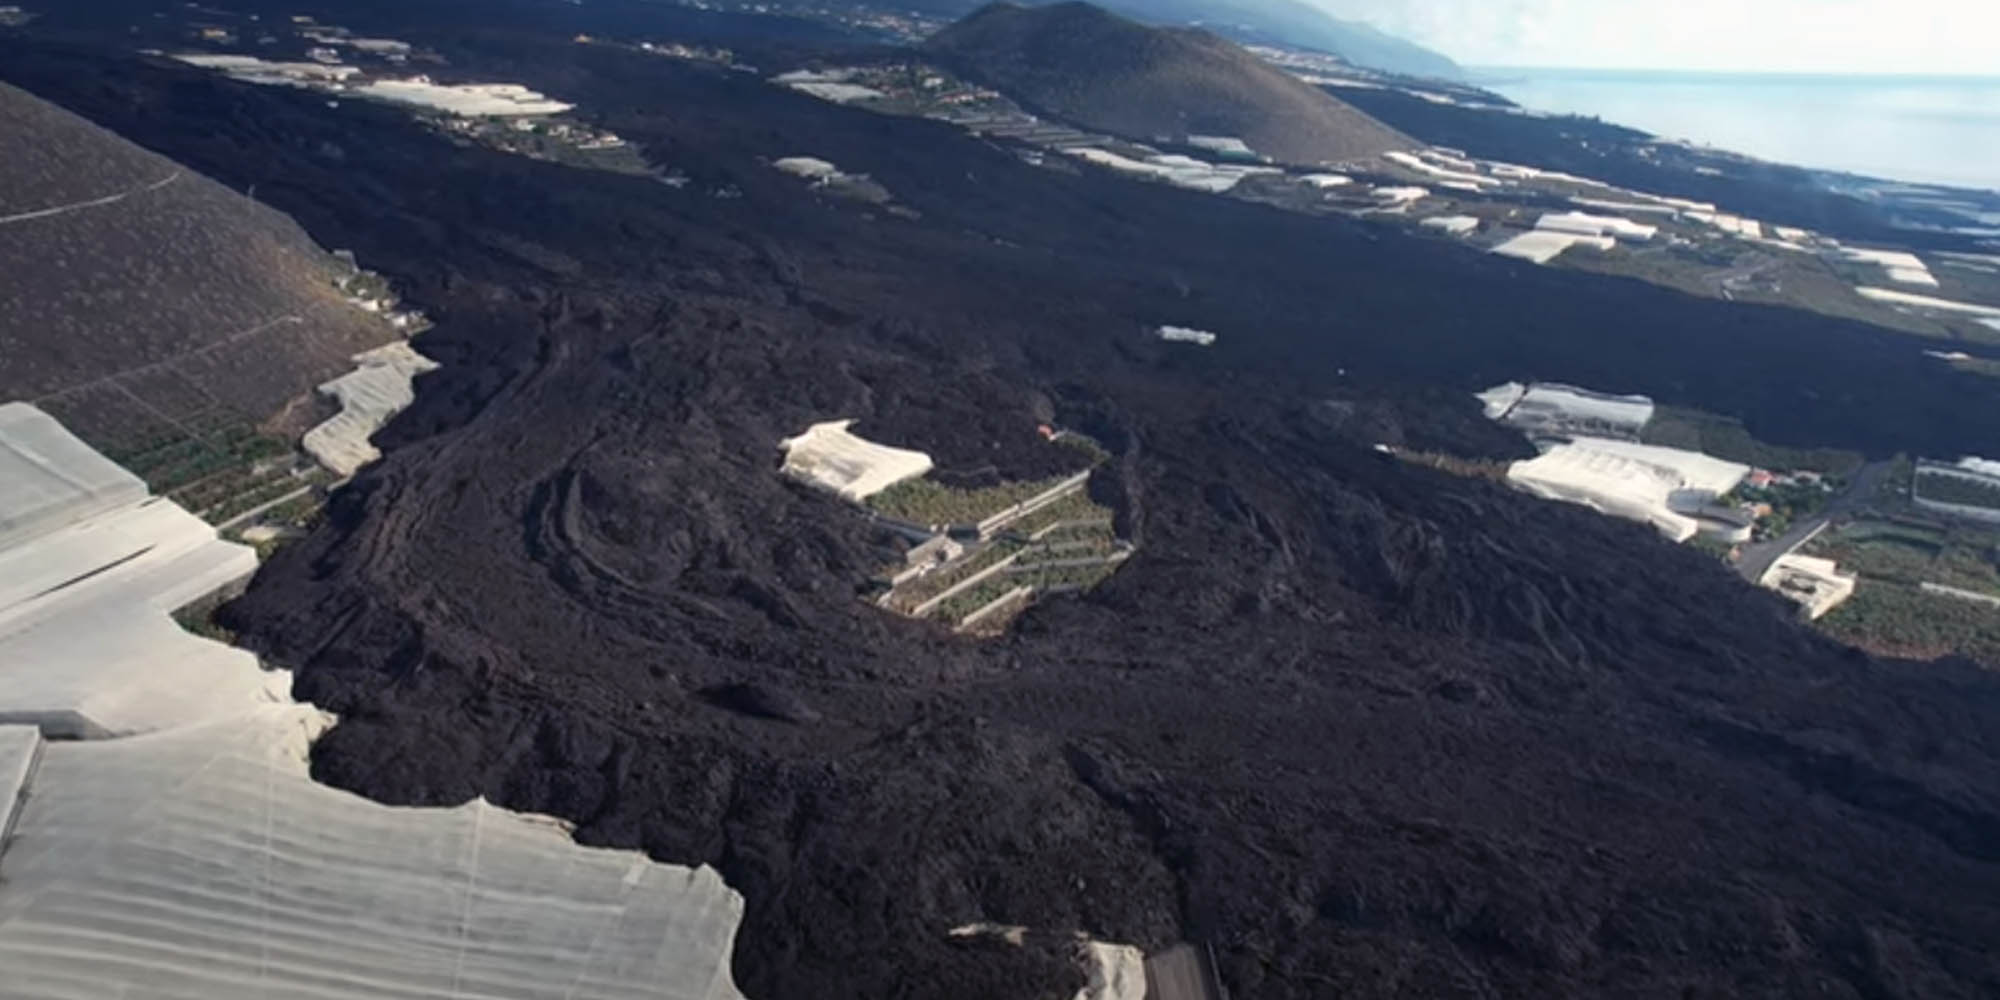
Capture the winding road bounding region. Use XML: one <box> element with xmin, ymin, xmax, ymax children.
<box><xmin>1734</xmin><ymin>459</ymin><xmax>1893</xmax><ymax>583</ymax></box>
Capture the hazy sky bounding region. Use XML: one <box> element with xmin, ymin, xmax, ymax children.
<box><xmin>1321</xmin><ymin>0</ymin><xmax>2000</xmax><ymax>75</ymax></box>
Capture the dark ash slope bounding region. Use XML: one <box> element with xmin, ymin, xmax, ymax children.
<box><xmin>926</xmin><ymin>2</ymin><xmax>1412</xmax><ymax>164</ymax></box>
<box><xmin>0</xmin><ymin>82</ymin><xmax>388</xmax><ymax>436</ymax></box>
<box><xmin>7</xmin><ymin>25</ymin><xmax>2000</xmax><ymax>1000</ymax></box>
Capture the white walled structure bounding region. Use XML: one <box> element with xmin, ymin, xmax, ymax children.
<box><xmin>1157</xmin><ymin>325</ymin><xmax>1218</xmax><ymax>346</ymax></box>
<box><xmin>1490</xmin><ymin>382</ymin><xmax>1656</xmax><ymax>438</ymax></box>
<box><xmin>1419</xmin><ymin>214</ymin><xmax>1479</xmax><ymax>236</ymax></box>
<box><xmin>0</xmin><ymin>402</ymin><xmax>148</xmax><ymax>550</ymax></box>
<box><xmin>303</xmin><ymin>340</ymin><xmax>439</xmax><ymax>478</ymax></box>
<box><xmin>780</xmin><ymin>419</ymin><xmax>934</xmax><ymax>502</ymax></box>
<box><xmin>1507</xmin><ymin>437</ymin><xmax>1749</xmax><ymax>543</ymax></box>
<box><xmin>0</xmin><ymin>706</ymin><xmax>747</xmax><ymax>1000</ymax></box>
<box><xmin>1490</xmin><ymin>230</ymin><xmax>1615</xmax><ymax>264</ymax></box>
<box><xmin>1535</xmin><ymin>210</ymin><xmax>1658</xmax><ymax>241</ymax></box>
<box><xmin>1855</xmin><ymin>286</ymin><xmax>2000</xmax><ymax>317</ymax></box>
<box><xmin>1760</xmin><ymin>554</ymin><xmax>1858</xmax><ymax>619</ymax></box>
<box><xmin>355</xmin><ymin>79</ymin><xmax>574</xmax><ymax>116</ymax></box>
<box><xmin>1838</xmin><ymin>247</ymin><xmax>1938</xmax><ymax>287</ymax></box>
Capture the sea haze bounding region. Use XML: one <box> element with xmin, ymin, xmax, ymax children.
<box><xmin>1479</xmin><ymin>68</ymin><xmax>2000</xmax><ymax>194</ymax></box>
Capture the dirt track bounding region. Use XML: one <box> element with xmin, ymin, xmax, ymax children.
<box><xmin>8</xmin><ymin>21</ymin><xmax>2000</xmax><ymax>1000</ymax></box>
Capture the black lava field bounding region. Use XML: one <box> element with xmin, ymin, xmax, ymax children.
<box><xmin>7</xmin><ymin>15</ymin><xmax>2000</xmax><ymax>1000</ymax></box>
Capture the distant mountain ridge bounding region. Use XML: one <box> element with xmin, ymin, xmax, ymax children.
<box><xmin>927</xmin><ymin>2</ymin><xmax>1413</xmax><ymax>165</ymax></box>
<box><xmin>1109</xmin><ymin>0</ymin><xmax>1463</xmax><ymax>79</ymax></box>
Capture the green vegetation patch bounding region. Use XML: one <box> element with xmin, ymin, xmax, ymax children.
<box><xmin>1002</xmin><ymin>490</ymin><xmax>1108</xmax><ymax>539</ymax></box>
<box><xmin>868</xmin><ymin>473</ymin><xmax>1074</xmax><ymax>526</ymax></box>
<box><xmin>1914</xmin><ymin>470</ymin><xmax>2000</xmax><ymax>511</ymax></box>
<box><xmin>110</xmin><ymin>424</ymin><xmax>293</xmax><ymax>496</ymax></box>
<box><xmin>892</xmin><ymin>539</ymin><xmax>1024</xmax><ymax>610</ymax></box>
<box><xmin>1818</xmin><ymin>580</ymin><xmax>2000</xmax><ymax>668</ymax></box>
<box><xmin>1642</xmin><ymin>405</ymin><xmax>1863</xmax><ymax>478</ymax></box>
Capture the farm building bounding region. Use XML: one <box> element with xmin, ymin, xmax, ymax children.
<box><xmin>1507</xmin><ymin>436</ymin><xmax>1749</xmax><ymax>543</ymax></box>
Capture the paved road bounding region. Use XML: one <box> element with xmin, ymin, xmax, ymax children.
<box><xmin>1735</xmin><ymin>459</ymin><xmax>1893</xmax><ymax>583</ymax></box>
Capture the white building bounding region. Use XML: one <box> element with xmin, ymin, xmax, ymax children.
<box><xmin>1507</xmin><ymin>437</ymin><xmax>1749</xmax><ymax>543</ymax></box>
<box><xmin>1487</xmin><ymin>382</ymin><xmax>1656</xmax><ymax>438</ymax></box>
<box><xmin>1760</xmin><ymin>554</ymin><xmax>1858</xmax><ymax>619</ymax></box>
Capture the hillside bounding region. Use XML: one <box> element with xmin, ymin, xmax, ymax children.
<box><xmin>1112</xmin><ymin>0</ymin><xmax>1463</xmax><ymax>79</ymax></box>
<box><xmin>6</xmin><ymin>11</ymin><xmax>2000</xmax><ymax>1000</ymax></box>
<box><xmin>926</xmin><ymin>2</ymin><xmax>1413</xmax><ymax>165</ymax></box>
<box><xmin>0</xmin><ymin>81</ymin><xmax>395</xmax><ymax>451</ymax></box>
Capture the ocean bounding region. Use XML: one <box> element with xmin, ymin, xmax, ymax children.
<box><xmin>1477</xmin><ymin>69</ymin><xmax>2000</xmax><ymax>194</ymax></box>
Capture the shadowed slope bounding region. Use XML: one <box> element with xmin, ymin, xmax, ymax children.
<box><xmin>926</xmin><ymin>2</ymin><xmax>1412</xmax><ymax>164</ymax></box>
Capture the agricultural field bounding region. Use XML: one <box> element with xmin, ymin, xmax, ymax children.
<box><xmin>1818</xmin><ymin>580</ymin><xmax>2000</xmax><ymax>668</ymax></box>
<box><xmin>1914</xmin><ymin>469</ymin><xmax>2000</xmax><ymax>512</ymax></box>
<box><xmin>877</xmin><ymin>470</ymin><xmax>1128</xmax><ymax>631</ymax></box>
<box><xmin>867</xmin><ymin>473</ymin><xmax>1074</xmax><ymax>526</ymax></box>
<box><xmin>1806</xmin><ymin>517</ymin><xmax>2000</xmax><ymax>666</ymax></box>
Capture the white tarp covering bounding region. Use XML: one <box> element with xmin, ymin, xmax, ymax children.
<box><xmin>780</xmin><ymin>419</ymin><xmax>933</xmax><ymax>502</ymax></box>
<box><xmin>1419</xmin><ymin>214</ymin><xmax>1479</xmax><ymax>236</ymax></box>
<box><xmin>1385</xmin><ymin>150</ymin><xmax>1493</xmax><ymax>187</ymax></box>
<box><xmin>0</xmin><ymin>702</ymin><xmax>748</xmax><ymax>1000</ymax></box>
<box><xmin>1686</xmin><ymin>211</ymin><xmax>1763</xmax><ymax>239</ymax></box>
<box><xmin>1370</xmin><ymin>185</ymin><xmax>1429</xmax><ymax>204</ymax></box>
<box><xmin>1157</xmin><ymin>325</ymin><xmax>1217</xmax><ymax>346</ymax></box>
<box><xmin>1073</xmin><ymin>941</ymin><xmax>1148</xmax><ymax>1000</ymax></box>
<box><xmin>0</xmin><ymin>725</ymin><xmax>37</xmax><ymax>841</ymax></box>
<box><xmin>773</xmin><ymin>156</ymin><xmax>841</xmax><ymax>181</ymax></box>
<box><xmin>1490</xmin><ymin>230</ymin><xmax>1615</xmax><ymax>264</ymax></box>
<box><xmin>1839</xmin><ymin>247</ymin><xmax>1937</xmax><ymax>287</ymax></box>
<box><xmin>303</xmin><ymin>341</ymin><xmax>439</xmax><ymax>478</ymax></box>
<box><xmin>0</xmin><ymin>402</ymin><xmax>147</xmax><ymax>551</ymax></box>
<box><xmin>354</xmin><ymin>79</ymin><xmax>573</xmax><ymax>117</ymax></box>
<box><xmin>1507</xmin><ymin>437</ymin><xmax>1747</xmax><ymax>543</ymax></box>
<box><xmin>172</xmin><ymin>54</ymin><xmax>361</xmax><ymax>81</ymax></box>
<box><xmin>1500</xmin><ymin>383</ymin><xmax>1656</xmax><ymax>434</ymax></box>
<box><xmin>1536</xmin><ymin>211</ymin><xmax>1657</xmax><ymax>241</ymax></box>
<box><xmin>1186</xmin><ymin>135</ymin><xmax>1254</xmax><ymax>157</ymax></box>
<box><xmin>1855</xmin><ymin>286</ymin><xmax>2000</xmax><ymax>317</ymax></box>
<box><xmin>0</xmin><ymin>404</ymin><xmax>752</xmax><ymax>1000</ymax></box>
<box><xmin>1475</xmin><ymin>381</ymin><xmax>1528</xmax><ymax>420</ymax></box>
<box><xmin>785</xmin><ymin>81</ymin><xmax>884</xmax><ymax>103</ymax></box>
<box><xmin>1065</xmin><ymin>148</ymin><xmax>1279</xmax><ymax>194</ymax></box>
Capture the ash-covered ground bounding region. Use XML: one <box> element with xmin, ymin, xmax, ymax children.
<box><xmin>7</xmin><ymin>17</ymin><xmax>2000</xmax><ymax>1000</ymax></box>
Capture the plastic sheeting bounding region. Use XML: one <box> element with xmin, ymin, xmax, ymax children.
<box><xmin>0</xmin><ymin>405</ymin><xmax>261</xmax><ymax>737</ymax></box>
<box><xmin>0</xmin><ymin>403</ymin><xmax>750</xmax><ymax>999</ymax></box>
<box><xmin>0</xmin><ymin>725</ymin><xmax>38</xmax><ymax>843</ymax></box>
<box><xmin>1490</xmin><ymin>229</ymin><xmax>1614</xmax><ymax>264</ymax></box>
<box><xmin>0</xmin><ymin>402</ymin><xmax>147</xmax><ymax>551</ymax></box>
<box><xmin>0</xmin><ymin>704</ymin><xmax>746</xmax><ymax>1000</ymax></box>
<box><xmin>302</xmin><ymin>341</ymin><xmax>439</xmax><ymax>477</ymax></box>
<box><xmin>780</xmin><ymin>419</ymin><xmax>933</xmax><ymax>501</ymax></box>
<box><xmin>1499</xmin><ymin>383</ymin><xmax>1656</xmax><ymax>436</ymax></box>
<box><xmin>1508</xmin><ymin>437</ymin><xmax>1749</xmax><ymax>543</ymax></box>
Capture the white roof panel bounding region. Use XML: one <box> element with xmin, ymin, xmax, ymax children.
<box><xmin>0</xmin><ymin>402</ymin><xmax>147</xmax><ymax>551</ymax></box>
<box><xmin>780</xmin><ymin>420</ymin><xmax>933</xmax><ymax>502</ymax></box>
<box><xmin>0</xmin><ymin>703</ymin><xmax>745</xmax><ymax>1000</ymax></box>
